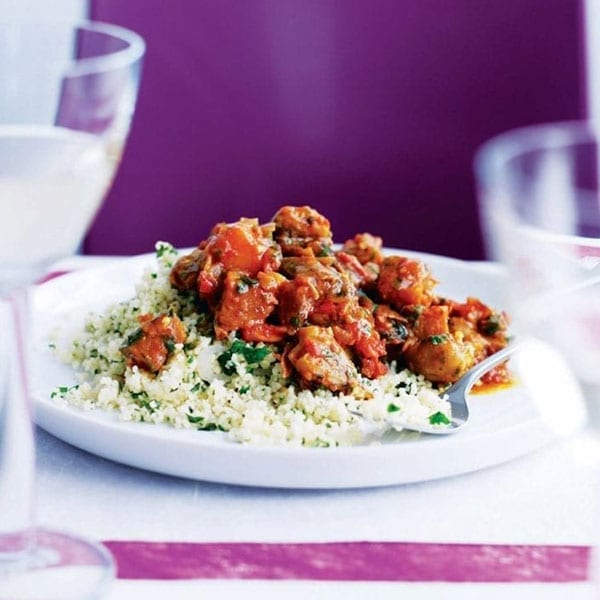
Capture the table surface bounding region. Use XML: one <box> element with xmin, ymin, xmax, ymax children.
<box><xmin>30</xmin><ymin>256</ymin><xmax>600</xmax><ymax>599</ymax></box>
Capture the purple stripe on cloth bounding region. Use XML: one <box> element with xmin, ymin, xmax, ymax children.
<box><xmin>102</xmin><ymin>541</ymin><xmax>590</xmax><ymax>582</ymax></box>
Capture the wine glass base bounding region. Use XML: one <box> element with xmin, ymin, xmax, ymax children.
<box><xmin>0</xmin><ymin>528</ymin><xmax>114</xmax><ymax>600</ymax></box>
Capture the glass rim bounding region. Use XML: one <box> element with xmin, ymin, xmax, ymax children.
<box><xmin>512</xmin><ymin>218</ymin><xmax>600</xmax><ymax>248</ymax></box>
<box><xmin>0</xmin><ymin>19</ymin><xmax>145</xmax><ymax>77</ymax></box>
<box><xmin>474</xmin><ymin>120</ymin><xmax>596</xmax><ymax>184</ymax></box>
<box><xmin>475</xmin><ymin>120</ymin><xmax>600</xmax><ymax>248</ymax></box>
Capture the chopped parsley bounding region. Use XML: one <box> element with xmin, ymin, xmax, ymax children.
<box><xmin>155</xmin><ymin>242</ymin><xmax>175</xmax><ymax>258</ymax></box>
<box><xmin>124</xmin><ymin>328</ymin><xmax>143</xmax><ymax>346</ymax></box>
<box><xmin>395</xmin><ymin>381</ymin><xmax>413</xmax><ymax>393</ymax></box>
<box><xmin>217</xmin><ymin>340</ymin><xmax>271</xmax><ymax>375</ymax></box>
<box><xmin>390</xmin><ymin>321</ymin><xmax>408</xmax><ymax>342</ymax></box>
<box><xmin>387</xmin><ymin>403</ymin><xmax>401</xmax><ymax>413</ymax></box>
<box><xmin>236</xmin><ymin>274</ymin><xmax>258</xmax><ymax>294</ymax></box>
<box><xmin>429</xmin><ymin>411</ymin><xmax>451</xmax><ymax>425</ymax></box>
<box><xmin>136</xmin><ymin>398</ymin><xmax>156</xmax><ymax>412</ymax></box>
<box><xmin>186</xmin><ymin>413</ymin><xmax>204</xmax><ymax>424</ymax></box>
<box><xmin>164</xmin><ymin>337</ymin><xmax>177</xmax><ymax>353</ymax></box>
<box><xmin>190</xmin><ymin>380</ymin><xmax>210</xmax><ymax>393</ymax></box>
<box><xmin>50</xmin><ymin>384</ymin><xmax>79</xmax><ymax>399</ymax></box>
<box><xmin>481</xmin><ymin>314</ymin><xmax>501</xmax><ymax>335</ymax></box>
<box><xmin>428</xmin><ymin>334</ymin><xmax>449</xmax><ymax>345</ymax></box>
<box><xmin>186</xmin><ymin>413</ymin><xmax>226</xmax><ymax>431</ymax></box>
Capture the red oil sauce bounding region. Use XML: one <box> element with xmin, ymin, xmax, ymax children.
<box><xmin>471</xmin><ymin>378</ymin><xmax>516</xmax><ymax>395</ymax></box>
<box><xmin>470</xmin><ymin>363</ymin><xmax>515</xmax><ymax>395</ymax></box>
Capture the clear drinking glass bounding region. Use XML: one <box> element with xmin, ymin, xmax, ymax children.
<box><xmin>475</xmin><ymin>121</ymin><xmax>600</xmax><ymax>421</ymax></box>
<box><xmin>475</xmin><ymin>120</ymin><xmax>600</xmax><ymax>575</ymax></box>
<box><xmin>0</xmin><ymin>21</ymin><xmax>144</xmax><ymax>598</ymax></box>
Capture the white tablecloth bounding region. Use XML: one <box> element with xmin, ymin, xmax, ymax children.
<box><xmin>31</xmin><ymin>256</ymin><xmax>600</xmax><ymax>599</ymax></box>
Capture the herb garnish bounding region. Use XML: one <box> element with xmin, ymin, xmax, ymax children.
<box><xmin>155</xmin><ymin>242</ymin><xmax>174</xmax><ymax>258</ymax></box>
<box><xmin>125</xmin><ymin>328</ymin><xmax>143</xmax><ymax>346</ymax></box>
<box><xmin>481</xmin><ymin>314</ymin><xmax>501</xmax><ymax>335</ymax></box>
<box><xmin>217</xmin><ymin>340</ymin><xmax>271</xmax><ymax>375</ymax></box>
<box><xmin>236</xmin><ymin>275</ymin><xmax>258</xmax><ymax>294</ymax></box>
<box><xmin>429</xmin><ymin>411</ymin><xmax>451</xmax><ymax>425</ymax></box>
<box><xmin>186</xmin><ymin>413</ymin><xmax>226</xmax><ymax>431</ymax></box>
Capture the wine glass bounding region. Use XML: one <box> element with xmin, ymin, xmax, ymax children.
<box><xmin>0</xmin><ymin>21</ymin><xmax>144</xmax><ymax>598</ymax></box>
<box><xmin>475</xmin><ymin>120</ymin><xmax>600</xmax><ymax>577</ymax></box>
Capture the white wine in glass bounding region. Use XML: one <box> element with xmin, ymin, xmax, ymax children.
<box><xmin>0</xmin><ymin>21</ymin><xmax>144</xmax><ymax>599</ymax></box>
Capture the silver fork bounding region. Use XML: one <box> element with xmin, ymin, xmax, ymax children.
<box><xmin>433</xmin><ymin>343</ymin><xmax>517</xmax><ymax>434</ymax></box>
<box><xmin>352</xmin><ymin>344</ymin><xmax>517</xmax><ymax>435</ymax></box>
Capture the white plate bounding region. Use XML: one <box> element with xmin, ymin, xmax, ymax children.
<box><xmin>30</xmin><ymin>250</ymin><xmax>554</xmax><ymax>489</ymax></box>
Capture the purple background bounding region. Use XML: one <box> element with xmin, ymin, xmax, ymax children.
<box><xmin>87</xmin><ymin>0</ymin><xmax>585</xmax><ymax>259</ymax></box>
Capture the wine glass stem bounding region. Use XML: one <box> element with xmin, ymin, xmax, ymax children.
<box><xmin>0</xmin><ymin>291</ymin><xmax>36</xmax><ymax>563</ymax></box>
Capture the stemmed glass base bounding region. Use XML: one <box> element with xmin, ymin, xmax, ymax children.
<box><xmin>1</xmin><ymin>293</ymin><xmax>114</xmax><ymax>599</ymax></box>
<box><xmin>0</xmin><ymin>528</ymin><xmax>114</xmax><ymax>600</ymax></box>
